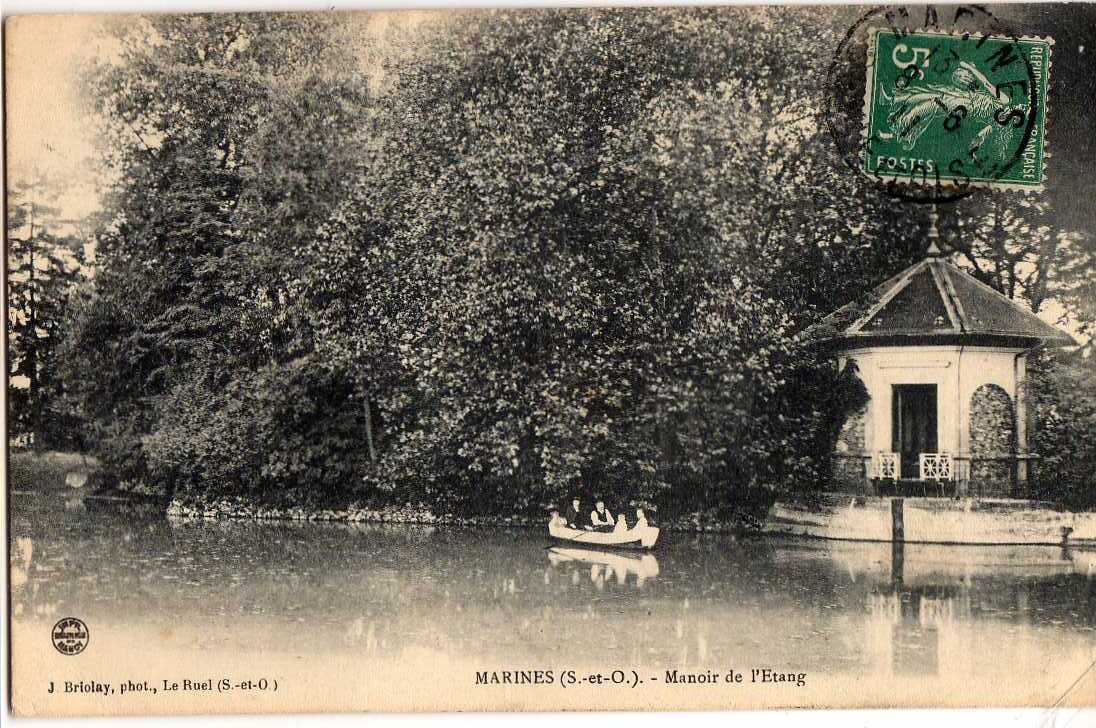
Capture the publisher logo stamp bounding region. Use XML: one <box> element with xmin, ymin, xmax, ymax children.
<box><xmin>52</xmin><ymin>617</ymin><xmax>89</xmax><ymax>655</ymax></box>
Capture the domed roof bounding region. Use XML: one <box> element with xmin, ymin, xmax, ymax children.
<box><xmin>802</xmin><ymin>255</ymin><xmax>1076</xmax><ymax>348</ymax></box>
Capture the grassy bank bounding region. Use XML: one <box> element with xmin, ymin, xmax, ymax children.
<box><xmin>9</xmin><ymin>450</ymin><xmax>101</xmax><ymax>492</ymax></box>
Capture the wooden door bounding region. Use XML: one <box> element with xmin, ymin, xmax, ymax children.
<box><xmin>892</xmin><ymin>384</ymin><xmax>938</xmax><ymax>478</ymax></box>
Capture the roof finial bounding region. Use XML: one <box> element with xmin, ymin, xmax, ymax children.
<box><xmin>926</xmin><ymin>204</ymin><xmax>943</xmax><ymax>257</ymax></box>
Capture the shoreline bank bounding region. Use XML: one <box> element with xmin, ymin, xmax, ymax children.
<box><xmin>766</xmin><ymin>492</ymin><xmax>1096</xmax><ymax>546</ymax></box>
<box><xmin>165</xmin><ymin>496</ymin><xmax>764</xmax><ymax>534</ymax></box>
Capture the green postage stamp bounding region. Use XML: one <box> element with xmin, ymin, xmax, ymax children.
<box><xmin>863</xmin><ymin>29</ymin><xmax>1052</xmax><ymax>190</ymax></box>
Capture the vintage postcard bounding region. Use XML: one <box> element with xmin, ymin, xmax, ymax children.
<box><xmin>6</xmin><ymin>2</ymin><xmax>1096</xmax><ymax>718</ymax></box>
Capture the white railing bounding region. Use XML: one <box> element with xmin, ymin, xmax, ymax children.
<box><xmin>872</xmin><ymin>451</ymin><xmax>900</xmax><ymax>480</ymax></box>
<box><xmin>919</xmin><ymin>452</ymin><xmax>954</xmax><ymax>481</ymax></box>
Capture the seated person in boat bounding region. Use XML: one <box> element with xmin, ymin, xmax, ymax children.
<box><xmin>589</xmin><ymin>500</ymin><xmax>616</xmax><ymax>531</ymax></box>
<box><xmin>565</xmin><ymin>498</ymin><xmax>586</xmax><ymax>529</ymax></box>
<box><xmin>634</xmin><ymin>508</ymin><xmax>648</xmax><ymax>529</ymax></box>
<box><xmin>612</xmin><ymin>511</ymin><xmax>629</xmax><ymax>533</ymax></box>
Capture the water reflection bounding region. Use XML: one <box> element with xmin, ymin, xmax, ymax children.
<box><xmin>826</xmin><ymin>540</ymin><xmax>1094</xmax><ymax>678</ymax></box>
<box><xmin>547</xmin><ymin>546</ymin><xmax>660</xmax><ymax>589</ymax></box>
<box><xmin>865</xmin><ymin>546</ymin><xmax>960</xmax><ymax>676</ymax></box>
<box><xmin>10</xmin><ymin>493</ymin><xmax>1096</xmax><ymax>681</ymax></box>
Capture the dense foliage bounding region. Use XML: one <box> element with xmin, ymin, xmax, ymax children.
<box><xmin>59</xmin><ymin>14</ymin><xmax>370</xmax><ymax>490</ymax></box>
<box><xmin>143</xmin><ymin>360</ymin><xmax>367</xmax><ymax>504</ymax></box>
<box><xmin>1029</xmin><ymin>349</ymin><xmax>1096</xmax><ymax>509</ymax></box>
<box><xmin>43</xmin><ymin>8</ymin><xmax>1095</xmax><ymax>512</ymax></box>
<box><xmin>302</xmin><ymin>8</ymin><xmax>932</xmax><ymax>513</ymax></box>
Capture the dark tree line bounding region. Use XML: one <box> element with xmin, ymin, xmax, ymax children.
<box><xmin>10</xmin><ymin>8</ymin><xmax>1093</xmax><ymax>512</ymax></box>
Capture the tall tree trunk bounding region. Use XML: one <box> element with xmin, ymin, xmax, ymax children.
<box><xmin>992</xmin><ymin>202</ymin><xmax>1007</xmax><ymax>293</ymax></box>
<box><xmin>1030</xmin><ymin>223</ymin><xmax>1061</xmax><ymax>313</ymax></box>
<box><xmin>27</xmin><ymin>203</ymin><xmax>38</xmax><ymax>418</ymax></box>
<box><xmin>364</xmin><ymin>392</ymin><xmax>377</xmax><ymax>464</ymax></box>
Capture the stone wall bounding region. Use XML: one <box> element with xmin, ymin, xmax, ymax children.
<box><xmin>969</xmin><ymin>383</ymin><xmax>1017</xmax><ymax>498</ymax></box>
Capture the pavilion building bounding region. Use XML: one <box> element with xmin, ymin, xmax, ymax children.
<box><xmin>805</xmin><ymin>214</ymin><xmax>1075</xmax><ymax>498</ymax></box>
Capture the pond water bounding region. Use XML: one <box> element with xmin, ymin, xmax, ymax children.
<box><xmin>10</xmin><ymin>492</ymin><xmax>1096</xmax><ymax>714</ymax></box>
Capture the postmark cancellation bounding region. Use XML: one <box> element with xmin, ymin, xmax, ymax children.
<box><xmin>863</xmin><ymin>28</ymin><xmax>1052</xmax><ymax>192</ymax></box>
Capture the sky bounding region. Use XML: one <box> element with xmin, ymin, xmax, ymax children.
<box><xmin>5</xmin><ymin>14</ymin><xmax>114</xmax><ymax>221</ymax></box>
<box><xmin>4</xmin><ymin>11</ymin><xmax>434</xmax><ymax>222</ymax></box>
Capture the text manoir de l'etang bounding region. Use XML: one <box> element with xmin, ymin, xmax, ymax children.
<box><xmin>475</xmin><ymin>669</ymin><xmax>807</xmax><ymax>687</ymax></box>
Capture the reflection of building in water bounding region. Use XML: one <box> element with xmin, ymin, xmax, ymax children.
<box><xmin>344</xmin><ymin>617</ymin><xmax>382</xmax><ymax>654</ymax></box>
<box><xmin>867</xmin><ymin>584</ymin><xmax>967</xmax><ymax>675</ymax></box>
<box><xmin>546</xmin><ymin>547</ymin><xmax>659</xmax><ymax>589</ymax></box>
<box><xmin>842</xmin><ymin>540</ymin><xmax>1084</xmax><ymax>678</ymax></box>
<box><xmin>1072</xmin><ymin>550</ymin><xmax>1096</xmax><ymax>577</ymax></box>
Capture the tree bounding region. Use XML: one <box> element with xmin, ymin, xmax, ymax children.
<box><xmin>935</xmin><ymin>191</ymin><xmax>1083</xmax><ymax>315</ymax></box>
<box><xmin>62</xmin><ymin>13</ymin><xmax>374</xmax><ymax>491</ymax></box>
<box><xmin>1028</xmin><ymin>348</ymin><xmax>1096</xmax><ymax>508</ymax></box>
<box><xmin>6</xmin><ymin>173</ymin><xmax>87</xmax><ymax>445</ymax></box>
<box><xmin>314</xmin><ymin>7</ymin><xmax>932</xmax><ymax>514</ymax></box>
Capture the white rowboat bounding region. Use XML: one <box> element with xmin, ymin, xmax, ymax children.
<box><xmin>548</xmin><ymin>519</ymin><xmax>660</xmax><ymax>549</ymax></box>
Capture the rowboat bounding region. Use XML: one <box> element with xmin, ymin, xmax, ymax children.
<box><xmin>547</xmin><ymin>519</ymin><xmax>660</xmax><ymax>549</ymax></box>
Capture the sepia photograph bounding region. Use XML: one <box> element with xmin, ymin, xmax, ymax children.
<box><xmin>5</xmin><ymin>1</ymin><xmax>1096</xmax><ymax>718</ymax></box>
